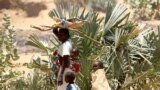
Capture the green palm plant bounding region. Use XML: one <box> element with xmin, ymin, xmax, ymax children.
<box><xmin>98</xmin><ymin>3</ymin><xmax>156</xmax><ymax>89</ymax></box>
<box><xmin>119</xmin><ymin>26</ymin><xmax>160</xmax><ymax>90</ymax></box>
<box><xmin>75</xmin><ymin>14</ymin><xmax>101</xmax><ymax>90</ymax></box>
<box><xmin>26</xmin><ymin>35</ymin><xmax>50</xmax><ymax>72</ymax></box>
<box><xmin>26</xmin><ymin>33</ymin><xmax>60</xmax><ymax>70</ymax></box>
<box><xmin>143</xmin><ymin>26</ymin><xmax>160</xmax><ymax>71</ymax></box>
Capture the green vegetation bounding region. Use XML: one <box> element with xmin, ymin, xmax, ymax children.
<box><xmin>0</xmin><ymin>14</ymin><xmax>20</xmax><ymax>89</ymax></box>
<box><xmin>27</xmin><ymin>2</ymin><xmax>160</xmax><ymax>89</ymax></box>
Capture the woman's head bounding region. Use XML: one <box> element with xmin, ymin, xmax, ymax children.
<box><xmin>53</xmin><ymin>28</ymin><xmax>70</xmax><ymax>42</ymax></box>
<box><xmin>65</xmin><ymin>71</ymin><xmax>75</xmax><ymax>83</ymax></box>
<box><xmin>92</xmin><ymin>61</ymin><xmax>104</xmax><ymax>71</ymax></box>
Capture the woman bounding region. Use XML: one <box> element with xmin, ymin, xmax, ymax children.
<box><xmin>53</xmin><ymin>27</ymin><xmax>73</xmax><ymax>90</ymax></box>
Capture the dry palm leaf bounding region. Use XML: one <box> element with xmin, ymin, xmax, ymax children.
<box><xmin>31</xmin><ymin>17</ymin><xmax>102</xmax><ymax>45</ymax></box>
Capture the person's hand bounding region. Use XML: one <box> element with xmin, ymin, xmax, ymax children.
<box><xmin>58</xmin><ymin>74</ymin><xmax>63</xmax><ymax>85</ymax></box>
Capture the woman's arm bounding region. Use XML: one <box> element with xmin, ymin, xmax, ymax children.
<box><xmin>52</xmin><ymin>27</ymin><xmax>59</xmax><ymax>36</ymax></box>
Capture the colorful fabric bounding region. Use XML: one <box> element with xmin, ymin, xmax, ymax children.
<box><xmin>72</xmin><ymin>63</ymin><xmax>80</xmax><ymax>73</ymax></box>
<box><xmin>66</xmin><ymin>83</ymin><xmax>80</xmax><ymax>90</ymax></box>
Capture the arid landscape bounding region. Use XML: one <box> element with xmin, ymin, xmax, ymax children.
<box><xmin>0</xmin><ymin>0</ymin><xmax>55</xmax><ymax>77</ymax></box>
<box><xmin>1</xmin><ymin>0</ymin><xmax>160</xmax><ymax>89</ymax></box>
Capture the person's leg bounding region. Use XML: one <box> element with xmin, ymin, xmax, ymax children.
<box><xmin>57</xmin><ymin>67</ymin><xmax>72</xmax><ymax>90</ymax></box>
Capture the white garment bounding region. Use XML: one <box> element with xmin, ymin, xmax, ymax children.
<box><xmin>57</xmin><ymin>40</ymin><xmax>73</xmax><ymax>90</ymax></box>
<box><xmin>58</xmin><ymin>40</ymin><xmax>72</xmax><ymax>57</ymax></box>
<box><xmin>91</xmin><ymin>69</ymin><xmax>111</xmax><ymax>90</ymax></box>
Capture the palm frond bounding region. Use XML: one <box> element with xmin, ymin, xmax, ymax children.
<box><xmin>103</xmin><ymin>4</ymin><xmax>128</xmax><ymax>35</ymax></box>
<box><xmin>26</xmin><ymin>34</ymin><xmax>49</xmax><ymax>53</ymax></box>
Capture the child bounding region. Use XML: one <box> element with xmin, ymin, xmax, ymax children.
<box><xmin>65</xmin><ymin>71</ymin><xmax>80</xmax><ymax>90</ymax></box>
<box><xmin>91</xmin><ymin>61</ymin><xmax>111</xmax><ymax>90</ymax></box>
<box><xmin>70</xmin><ymin>48</ymin><xmax>80</xmax><ymax>73</ymax></box>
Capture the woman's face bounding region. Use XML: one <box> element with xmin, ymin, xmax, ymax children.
<box><xmin>92</xmin><ymin>62</ymin><xmax>99</xmax><ymax>71</ymax></box>
<box><xmin>57</xmin><ymin>31</ymin><xmax>68</xmax><ymax>42</ymax></box>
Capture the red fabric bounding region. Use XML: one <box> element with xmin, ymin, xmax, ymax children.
<box><xmin>52</xmin><ymin>50</ymin><xmax>79</xmax><ymax>71</ymax></box>
<box><xmin>53</xmin><ymin>50</ymin><xmax>58</xmax><ymax>56</ymax></box>
<box><xmin>73</xmin><ymin>63</ymin><xmax>80</xmax><ymax>73</ymax></box>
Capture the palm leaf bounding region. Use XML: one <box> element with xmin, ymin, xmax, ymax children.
<box><xmin>103</xmin><ymin>4</ymin><xmax>128</xmax><ymax>36</ymax></box>
<box><xmin>26</xmin><ymin>34</ymin><xmax>48</xmax><ymax>53</ymax></box>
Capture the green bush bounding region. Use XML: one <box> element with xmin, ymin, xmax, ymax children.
<box><xmin>0</xmin><ymin>14</ymin><xmax>19</xmax><ymax>89</ymax></box>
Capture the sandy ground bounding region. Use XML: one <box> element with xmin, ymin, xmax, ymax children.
<box><xmin>0</xmin><ymin>0</ymin><xmax>54</xmax><ymax>75</ymax></box>
<box><xmin>0</xmin><ymin>0</ymin><xmax>54</xmax><ymax>29</ymax></box>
